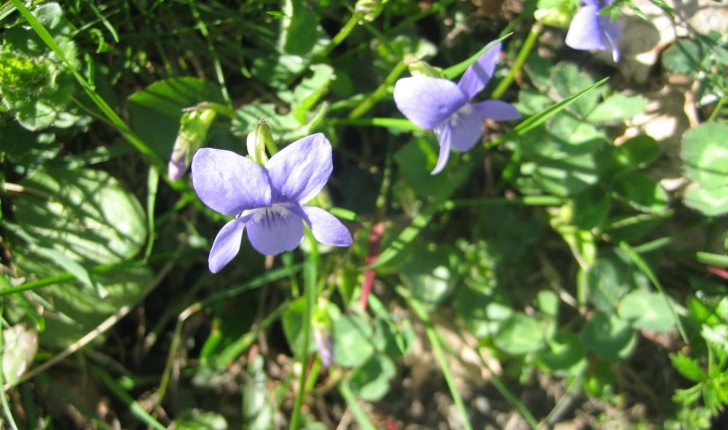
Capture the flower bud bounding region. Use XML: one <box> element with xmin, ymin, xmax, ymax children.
<box><xmin>354</xmin><ymin>0</ymin><xmax>389</xmax><ymax>22</ymax></box>
<box><xmin>312</xmin><ymin>301</ymin><xmax>334</xmax><ymax>367</ymax></box>
<box><xmin>534</xmin><ymin>0</ymin><xmax>577</xmax><ymax>29</ymax></box>
<box><xmin>168</xmin><ymin>108</ymin><xmax>216</xmax><ymax>181</ymax></box>
<box><xmin>246</xmin><ymin>119</ymin><xmax>275</xmax><ymax>166</ymax></box>
<box><xmin>405</xmin><ymin>54</ymin><xmax>444</xmax><ymax>78</ymax></box>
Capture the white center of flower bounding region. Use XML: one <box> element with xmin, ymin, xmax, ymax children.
<box><xmin>449</xmin><ymin>104</ymin><xmax>472</xmax><ymax>127</ymax></box>
<box><xmin>243</xmin><ymin>203</ymin><xmax>292</xmax><ymax>223</ymax></box>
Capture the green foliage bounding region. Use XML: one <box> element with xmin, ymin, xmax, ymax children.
<box><xmin>1</xmin><ymin>1</ymin><xmax>725</xmax><ymax>429</ymax></box>
<box><xmin>681</xmin><ymin>123</ymin><xmax>728</xmax><ymax>215</ymax></box>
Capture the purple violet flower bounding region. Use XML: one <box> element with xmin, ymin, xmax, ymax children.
<box><xmin>565</xmin><ymin>0</ymin><xmax>621</xmax><ymax>62</ymax></box>
<box><xmin>191</xmin><ymin>133</ymin><xmax>353</xmax><ymax>273</ymax></box>
<box><xmin>393</xmin><ymin>42</ymin><xmax>522</xmax><ymax>175</ymax></box>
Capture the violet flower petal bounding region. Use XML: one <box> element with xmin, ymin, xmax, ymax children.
<box><xmin>473</xmin><ymin>100</ymin><xmax>523</xmax><ymax>122</ymax></box>
<box><xmin>599</xmin><ymin>14</ymin><xmax>621</xmax><ymax>61</ymax></box>
<box><xmin>457</xmin><ymin>42</ymin><xmax>501</xmax><ymax>100</ymax></box>
<box><xmin>447</xmin><ymin>107</ymin><xmax>488</xmax><ymax>153</ymax></box>
<box><xmin>246</xmin><ymin>208</ymin><xmax>305</xmax><ymax>256</ymax></box>
<box><xmin>192</xmin><ymin>148</ymin><xmax>271</xmax><ymax>216</ymax></box>
<box><xmin>565</xmin><ymin>4</ymin><xmax>605</xmax><ymax>51</ymax></box>
<box><xmin>432</xmin><ymin>124</ymin><xmax>453</xmax><ymax>175</ymax></box>
<box><xmin>299</xmin><ymin>206</ymin><xmax>353</xmax><ymax>247</ymax></box>
<box><xmin>393</xmin><ymin>76</ymin><xmax>467</xmax><ymax>130</ymax></box>
<box><xmin>208</xmin><ymin>217</ymin><xmax>247</xmax><ymax>273</ymax></box>
<box><xmin>266</xmin><ymin>133</ymin><xmax>333</xmax><ymax>204</ymax></box>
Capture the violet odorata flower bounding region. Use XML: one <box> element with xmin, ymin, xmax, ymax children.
<box><xmin>393</xmin><ymin>42</ymin><xmax>521</xmax><ymax>175</ymax></box>
<box><xmin>565</xmin><ymin>0</ymin><xmax>621</xmax><ymax>62</ymax></box>
<box><xmin>191</xmin><ymin>133</ymin><xmax>353</xmax><ymax>273</ymax></box>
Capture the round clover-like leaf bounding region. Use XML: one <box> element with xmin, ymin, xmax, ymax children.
<box><xmin>682</xmin><ymin>123</ymin><xmax>728</xmax><ymax>188</ymax></box>
<box><xmin>618</xmin><ymin>290</ymin><xmax>676</xmax><ymax>333</ymax></box>
<box><xmin>347</xmin><ymin>354</ymin><xmax>397</xmax><ymax>402</ymax></box>
<box><xmin>494</xmin><ymin>312</ymin><xmax>546</xmax><ymax>355</ymax></box>
<box><xmin>581</xmin><ymin>312</ymin><xmax>637</xmax><ymax>361</ymax></box>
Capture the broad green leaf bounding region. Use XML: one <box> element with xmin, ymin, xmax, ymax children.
<box><xmin>13</xmin><ymin>167</ymin><xmax>147</xmax><ymax>265</ymax></box>
<box><xmin>2</xmin><ymin>324</ymin><xmax>38</xmax><ymax>386</ymax></box>
<box><xmin>683</xmin><ymin>184</ymin><xmax>728</xmax><ymax>216</ymax></box>
<box><xmin>612</xmin><ymin>134</ymin><xmax>660</xmax><ymax>171</ymax></box>
<box><xmin>453</xmin><ymin>285</ymin><xmax>511</xmax><ymax>339</ymax></box>
<box><xmin>347</xmin><ymin>354</ymin><xmax>396</xmax><ymax>402</ymax></box>
<box><xmin>525</xmin><ymin>54</ymin><xmax>554</xmax><ymax>91</ymax></box>
<box><xmin>532</xmin><ymin>153</ymin><xmax>600</xmax><ymax>196</ymax></box>
<box><xmin>279</xmin><ymin>0</ymin><xmax>319</xmax><ymax>56</ymax></box>
<box><xmin>550</xmin><ymin>62</ymin><xmax>601</xmax><ymax>117</ymax></box>
<box><xmin>662</xmin><ymin>39</ymin><xmax>707</xmax><ymax>74</ymax></box>
<box><xmin>580</xmin><ymin>312</ymin><xmax>637</xmax><ymax>361</ymax></box>
<box><xmin>586</xmin><ymin>94</ymin><xmax>648</xmax><ymax>123</ymax></box>
<box><xmin>572</xmin><ymin>185</ymin><xmax>611</xmax><ymax>229</ymax></box>
<box><xmin>682</xmin><ymin>123</ymin><xmax>728</xmax><ymax>187</ymax></box>
<box><xmin>535</xmin><ymin>332</ymin><xmax>585</xmax><ymax>375</ymax></box>
<box><xmin>538</xmin><ymin>290</ymin><xmax>559</xmax><ymax>317</ymax></box>
<box><xmin>282</xmin><ymin>298</ymin><xmax>316</xmax><ymax>357</ymax></box>
<box><xmin>127</xmin><ymin>78</ymin><xmax>227</xmax><ymax>159</ymax></box>
<box><xmin>292</xmin><ymin>64</ymin><xmax>334</xmax><ymax>124</ymax></box>
<box><xmin>548</xmin><ymin>111</ymin><xmax>606</xmax><ymax>155</ymax></box>
<box><xmin>15</xmin><ymin>262</ymin><xmax>154</xmax><ymax>350</ymax></box>
<box><xmin>612</xmin><ymin>172</ymin><xmax>669</xmax><ymax>213</ymax></box>
<box><xmin>333</xmin><ymin>315</ymin><xmax>375</xmax><ymax>368</ymax></box>
<box><xmin>4</xmin><ymin>3</ymin><xmax>78</xmax><ymax>66</ymax></box>
<box><xmin>618</xmin><ymin>290</ymin><xmax>676</xmax><ymax>333</ymax></box>
<box><xmin>514</xmin><ymin>88</ymin><xmax>552</xmax><ymax>116</ymax></box>
<box><xmin>400</xmin><ymin>245</ymin><xmax>460</xmax><ymax>309</ymax></box>
<box><xmin>494</xmin><ymin>312</ymin><xmax>546</xmax><ymax>355</ymax></box>
<box><xmin>394</xmin><ymin>133</ymin><xmax>457</xmax><ymax>197</ymax></box>
<box><xmin>587</xmin><ymin>259</ymin><xmax>630</xmax><ymax>314</ymax></box>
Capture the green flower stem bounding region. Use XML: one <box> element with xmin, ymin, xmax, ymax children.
<box><xmin>320</xmin><ymin>12</ymin><xmax>359</xmax><ymax>59</ymax></box>
<box><xmin>444</xmin><ymin>195</ymin><xmax>566</xmax><ymax>209</ymax></box>
<box><xmin>707</xmin><ymin>95</ymin><xmax>726</xmax><ymax>122</ymax></box>
<box><xmin>290</xmin><ymin>229</ymin><xmax>319</xmax><ymax>430</ymax></box>
<box><xmin>323</xmin><ymin>117</ymin><xmax>420</xmax><ymax>130</ymax></box>
<box><xmin>348</xmin><ymin>59</ymin><xmax>408</xmax><ymax>119</ymax></box>
<box><xmin>396</xmin><ymin>285</ymin><xmax>474</xmax><ymax>430</ymax></box>
<box><xmin>491</xmin><ymin>22</ymin><xmax>542</xmax><ymax>100</ymax></box>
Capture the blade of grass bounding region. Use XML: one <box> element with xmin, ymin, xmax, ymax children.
<box><xmin>364</xmin><ymin>152</ymin><xmax>478</xmax><ymax>270</ymax></box>
<box><xmin>435</xmin><ymin>311</ymin><xmax>541</xmax><ymax>430</ymax></box>
<box><xmin>90</xmin><ymin>364</ymin><xmax>166</xmax><ymax>430</ymax></box>
<box><xmin>487</xmin><ymin>77</ymin><xmax>610</xmax><ymax>149</ymax></box>
<box><xmin>339</xmin><ymin>379</ymin><xmax>377</xmax><ymax>430</ymax></box>
<box><xmin>395</xmin><ymin>285</ymin><xmax>474</xmax><ymax>430</ymax></box>
<box><xmin>290</xmin><ymin>229</ymin><xmax>319</xmax><ymax>430</ymax></box>
<box><xmin>9</xmin><ymin>0</ymin><xmax>162</xmax><ymax>168</ymax></box>
<box><xmin>443</xmin><ymin>33</ymin><xmax>513</xmax><ymax>80</ymax></box>
<box><xmin>618</xmin><ymin>241</ymin><xmax>688</xmax><ymax>343</ymax></box>
<box><xmin>188</xmin><ymin>0</ymin><xmax>231</xmax><ymax>106</ymax></box>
